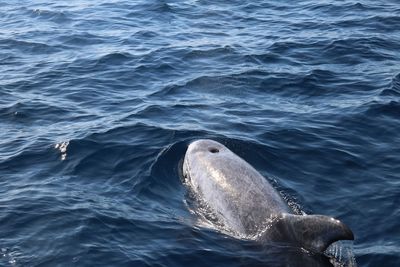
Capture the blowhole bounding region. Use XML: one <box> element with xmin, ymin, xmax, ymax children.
<box><xmin>208</xmin><ymin>147</ymin><xmax>219</xmax><ymax>153</ymax></box>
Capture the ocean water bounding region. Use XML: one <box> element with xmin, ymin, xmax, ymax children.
<box><xmin>1</xmin><ymin>0</ymin><xmax>399</xmax><ymax>266</ymax></box>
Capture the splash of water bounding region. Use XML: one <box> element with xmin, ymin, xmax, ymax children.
<box><xmin>54</xmin><ymin>141</ymin><xmax>69</xmax><ymax>160</ymax></box>
<box><xmin>325</xmin><ymin>240</ymin><xmax>357</xmax><ymax>267</ymax></box>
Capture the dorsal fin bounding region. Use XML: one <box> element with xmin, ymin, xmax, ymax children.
<box><xmin>273</xmin><ymin>214</ymin><xmax>354</xmax><ymax>253</ymax></box>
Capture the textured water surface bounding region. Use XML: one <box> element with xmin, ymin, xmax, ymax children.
<box><xmin>1</xmin><ymin>0</ymin><xmax>399</xmax><ymax>266</ymax></box>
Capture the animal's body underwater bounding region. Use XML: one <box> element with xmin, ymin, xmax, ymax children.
<box><xmin>183</xmin><ymin>139</ymin><xmax>354</xmax><ymax>253</ymax></box>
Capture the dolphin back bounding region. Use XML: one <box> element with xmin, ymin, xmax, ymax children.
<box><xmin>183</xmin><ymin>139</ymin><xmax>291</xmax><ymax>235</ymax></box>
<box><xmin>267</xmin><ymin>214</ymin><xmax>354</xmax><ymax>253</ymax></box>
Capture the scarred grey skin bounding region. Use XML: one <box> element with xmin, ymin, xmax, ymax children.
<box><xmin>183</xmin><ymin>139</ymin><xmax>354</xmax><ymax>253</ymax></box>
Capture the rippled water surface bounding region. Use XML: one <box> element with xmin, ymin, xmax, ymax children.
<box><xmin>1</xmin><ymin>0</ymin><xmax>400</xmax><ymax>266</ymax></box>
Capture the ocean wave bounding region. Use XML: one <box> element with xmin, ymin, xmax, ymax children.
<box><xmin>29</xmin><ymin>8</ymin><xmax>73</xmax><ymax>24</ymax></box>
<box><xmin>335</xmin><ymin>15</ymin><xmax>400</xmax><ymax>32</ymax></box>
<box><xmin>0</xmin><ymin>100</ymin><xmax>72</xmax><ymax>124</ymax></box>
<box><xmin>381</xmin><ymin>73</ymin><xmax>400</xmax><ymax>96</ymax></box>
<box><xmin>0</xmin><ymin>38</ymin><xmax>62</xmax><ymax>54</ymax></box>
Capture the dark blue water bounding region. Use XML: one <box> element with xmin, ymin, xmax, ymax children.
<box><xmin>1</xmin><ymin>0</ymin><xmax>399</xmax><ymax>266</ymax></box>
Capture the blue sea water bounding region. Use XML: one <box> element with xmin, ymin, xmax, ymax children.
<box><xmin>1</xmin><ymin>0</ymin><xmax>400</xmax><ymax>266</ymax></box>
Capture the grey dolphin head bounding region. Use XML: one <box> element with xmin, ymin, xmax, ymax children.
<box><xmin>183</xmin><ymin>139</ymin><xmax>354</xmax><ymax>253</ymax></box>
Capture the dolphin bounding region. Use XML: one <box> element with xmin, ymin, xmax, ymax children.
<box><xmin>182</xmin><ymin>139</ymin><xmax>354</xmax><ymax>253</ymax></box>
